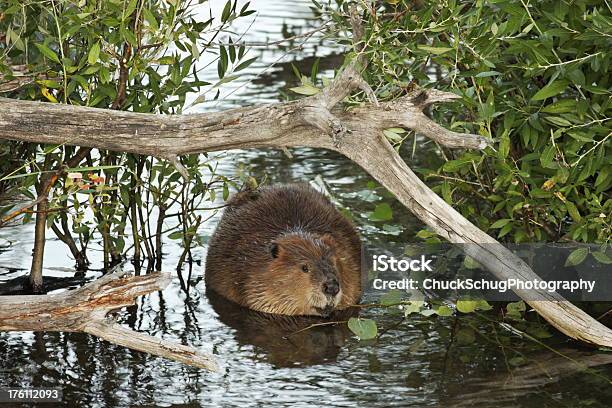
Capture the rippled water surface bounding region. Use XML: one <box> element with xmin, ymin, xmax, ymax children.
<box><xmin>1</xmin><ymin>1</ymin><xmax>611</xmax><ymax>407</ymax></box>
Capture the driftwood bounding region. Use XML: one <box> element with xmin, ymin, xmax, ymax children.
<box><xmin>0</xmin><ymin>9</ymin><xmax>611</xmax><ymax>348</ymax></box>
<box><xmin>0</xmin><ymin>270</ymin><xmax>218</xmax><ymax>371</ymax></box>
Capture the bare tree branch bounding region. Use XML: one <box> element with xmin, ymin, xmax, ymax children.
<box><xmin>0</xmin><ymin>270</ymin><xmax>218</xmax><ymax>371</ymax></box>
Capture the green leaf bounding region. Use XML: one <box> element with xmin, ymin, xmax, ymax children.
<box><xmin>142</xmin><ymin>8</ymin><xmax>159</xmax><ymax>31</ymax></box>
<box><xmin>348</xmin><ymin>318</ymin><xmax>378</xmax><ymax>340</ymax></box>
<box><xmin>88</xmin><ymin>41</ymin><xmax>101</xmax><ymax>65</ymax></box>
<box><xmin>436</xmin><ymin>305</ymin><xmax>453</xmax><ymax>316</ymax></box>
<box><xmin>531</xmin><ymin>80</ymin><xmax>569</xmax><ymax>101</ymax></box>
<box><xmin>38</xmin><ymin>79</ymin><xmax>61</xmax><ymax>89</ymax></box>
<box><xmin>403</xmin><ymin>300</ymin><xmax>425</xmax><ymax>315</ymax></box>
<box><xmin>565</xmin><ymin>248</ymin><xmax>588</xmax><ymax>267</ymax></box>
<box><xmin>565</xmin><ymin>201</ymin><xmax>581</xmax><ymax>222</ymax></box>
<box><xmin>592</xmin><ymin>251</ymin><xmax>612</xmax><ymax>265</ymax></box>
<box><xmin>234</xmin><ymin>56</ymin><xmax>257</xmax><ymax>71</ymax></box>
<box><xmin>168</xmin><ymin>231</ymin><xmax>183</xmax><ymax>240</ymax></box>
<box><xmin>475</xmin><ymin>71</ymin><xmax>501</xmax><ymax>78</ymax></box>
<box><xmin>541</xmin><ymin>99</ymin><xmax>576</xmax><ymax>113</ymax></box>
<box><xmin>527</xmin><ymin>326</ymin><xmax>553</xmax><ymax>339</ymax></box>
<box><xmin>157</xmin><ymin>56</ymin><xmax>175</xmax><ymax>65</ymax></box>
<box><xmin>506</xmin><ymin>301</ymin><xmax>526</xmax><ymax>318</ymax></box>
<box><xmin>369</xmin><ymin>203</ymin><xmax>393</xmax><ymax>221</ymax></box>
<box><xmin>463</xmin><ymin>256</ymin><xmax>481</xmax><ymax>269</ymax></box>
<box><xmin>289</xmin><ymin>85</ymin><xmax>320</xmax><ymax>95</ymax></box>
<box><xmin>417</xmin><ymin>45</ymin><xmax>453</xmax><ymax>55</ymax></box>
<box><xmin>34</xmin><ymin>43</ymin><xmax>60</xmax><ymax>63</ymax></box>
<box><xmin>507</xmin><ymin>301</ymin><xmax>526</xmax><ymax>313</ymax></box>
<box><xmin>498</xmin><ymin>130</ymin><xmax>510</xmax><ymax>159</ymax></box>
<box><xmin>380</xmin><ymin>289</ymin><xmax>402</xmax><ymax>306</ymax></box>
<box><xmin>456</xmin><ymin>299</ymin><xmax>478</xmax><ymax>313</ymax></box>
<box><xmin>498</xmin><ymin>223</ymin><xmax>513</xmax><ymax>238</ymax></box>
<box><xmin>213</xmin><ymin>75</ymin><xmax>239</xmax><ymax>87</ymax></box>
<box><xmin>490</xmin><ymin>218</ymin><xmax>511</xmax><ymax>229</ymax></box>
<box><xmin>221</xmin><ymin>0</ymin><xmax>232</xmax><ymax>22</ymax></box>
<box><xmin>539</xmin><ymin>145</ymin><xmax>556</xmax><ymax>168</ymax></box>
<box><xmin>509</xmin><ymin>356</ymin><xmax>527</xmax><ymax>367</ymax></box>
<box><xmin>545</xmin><ymin>116</ymin><xmax>572</xmax><ymax>127</ymax></box>
<box><xmin>442</xmin><ymin>158</ymin><xmax>471</xmax><ymax>172</ymax></box>
<box><xmin>476</xmin><ymin>300</ymin><xmax>493</xmax><ymax>311</ymax></box>
<box><xmin>383</xmin><ymin>129</ymin><xmax>403</xmax><ymax>142</ymax></box>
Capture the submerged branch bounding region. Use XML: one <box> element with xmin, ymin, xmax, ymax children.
<box><xmin>0</xmin><ymin>270</ymin><xmax>218</xmax><ymax>371</ymax></box>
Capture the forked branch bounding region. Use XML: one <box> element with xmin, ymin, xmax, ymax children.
<box><xmin>0</xmin><ymin>271</ymin><xmax>218</xmax><ymax>371</ymax></box>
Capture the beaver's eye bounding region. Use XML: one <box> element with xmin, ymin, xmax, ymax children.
<box><xmin>301</xmin><ymin>265</ymin><xmax>309</xmax><ymax>273</ymax></box>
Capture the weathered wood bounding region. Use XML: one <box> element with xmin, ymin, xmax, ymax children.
<box><xmin>2</xmin><ymin>90</ymin><xmax>610</xmax><ymax>348</ymax></box>
<box><xmin>0</xmin><ymin>271</ymin><xmax>218</xmax><ymax>371</ymax></box>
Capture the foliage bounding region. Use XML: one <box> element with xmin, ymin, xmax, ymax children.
<box><xmin>0</xmin><ymin>0</ymin><xmax>255</xmax><ymax>270</ymax></box>
<box><xmin>323</xmin><ymin>0</ymin><xmax>611</xmax><ymax>247</ymax></box>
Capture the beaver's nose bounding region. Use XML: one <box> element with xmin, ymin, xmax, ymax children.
<box><xmin>323</xmin><ymin>279</ymin><xmax>339</xmax><ymax>296</ymax></box>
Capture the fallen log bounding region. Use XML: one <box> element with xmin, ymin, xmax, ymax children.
<box><xmin>0</xmin><ymin>270</ymin><xmax>218</xmax><ymax>371</ymax></box>
<box><xmin>0</xmin><ymin>8</ymin><xmax>610</xmax><ymax>348</ymax></box>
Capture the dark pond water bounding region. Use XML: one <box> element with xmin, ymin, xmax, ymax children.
<box><xmin>1</xmin><ymin>1</ymin><xmax>611</xmax><ymax>407</ymax></box>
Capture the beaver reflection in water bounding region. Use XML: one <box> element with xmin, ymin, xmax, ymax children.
<box><xmin>205</xmin><ymin>184</ymin><xmax>362</xmax><ymax>316</ymax></box>
<box><xmin>206</xmin><ymin>289</ymin><xmax>357</xmax><ymax>367</ymax></box>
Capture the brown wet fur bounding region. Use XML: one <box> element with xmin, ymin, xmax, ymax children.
<box><xmin>205</xmin><ymin>183</ymin><xmax>362</xmax><ymax>316</ymax></box>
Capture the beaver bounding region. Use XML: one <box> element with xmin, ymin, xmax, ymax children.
<box><xmin>204</xmin><ymin>183</ymin><xmax>362</xmax><ymax>317</ymax></box>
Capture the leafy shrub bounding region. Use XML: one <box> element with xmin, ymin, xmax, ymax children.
<box><xmin>326</xmin><ymin>0</ymin><xmax>611</xmax><ymax>244</ymax></box>
<box><xmin>0</xmin><ymin>0</ymin><xmax>255</xmax><ymax>270</ymax></box>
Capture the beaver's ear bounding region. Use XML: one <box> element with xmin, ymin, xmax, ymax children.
<box><xmin>320</xmin><ymin>233</ymin><xmax>336</xmax><ymax>251</ymax></box>
<box><xmin>270</xmin><ymin>242</ymin><xmax>280</xmax><ymax>258</ymax></box>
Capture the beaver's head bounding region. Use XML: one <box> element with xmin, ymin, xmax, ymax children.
<box><xmin>267</xmin><ymin>232</ymin><xmax>342</xmax><ymax>317</ymax></box>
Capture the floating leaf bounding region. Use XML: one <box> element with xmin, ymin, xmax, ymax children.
<box><xmin>403</xmin><ymin>300</ymin><xmax>425</xmax><ymax>315</ymax></box>
<box><xmin>592</xmin><ymin>251</ymin><xmax>612</xmax><ymax>265</ymax></box>
<box><xmin>380</xmin><ymin>289</ymin><xmax>402</xmax><ymax>306</ymax></box>
<box><xmin>476</xmin><ymin>300</ymin><xmax>493</xmax><ymax>311</ymax></box>
<box><xmin>456</xmin><ymin>299</ymin><xmax>478</xmax><ymax>313</ymax></box>
<box><xmin>436</xmin><ymin>305</ymin><xmax>453</xmax><ymax>316</ymax></box>
<box><xmin>565</xmin><ymin>248</ymin><xmax>588</xmax><ymax>267</ymax></box>
<box><xmin>509</xmin><ymin>356</ymin><xmax>527</xmax><ymax>367</ymax></box>
<box><xmin>463</xmin><ymin>256</ymin><xmax>481</xmax><ymax>269</ymax></box>
<box><xmin>369</xmin><ymin>203</ymin><xmax>393</xmax><ymax>221</ymax></box>
<box><xmin>348</xmin><ymin>318</ymin><xmax>378</xmax><ymax>340</ymax></box>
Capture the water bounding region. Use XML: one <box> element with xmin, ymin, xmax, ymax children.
<box><xmin>1</xmin><ymin>1</ymin><xmax>611</xmax><ymax>407</ymax></box>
